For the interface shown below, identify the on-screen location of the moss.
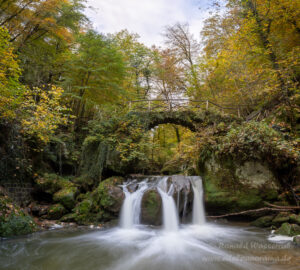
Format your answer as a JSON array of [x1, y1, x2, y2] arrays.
[[251, 216, 274, 228], [272, 212, 290, 226], [275, 223, 300, 236], [141, 190, 162, 225], [236, 191, 262, 209], [35, 173, 75, 195], [35, 173, 61, 194], [73, 174, 95, 191], [96, 176, 124, 209], [47, 204, 67, 220], [60, 213, 76, 222], [72, 198, 94, 224], [289, 214, 300, 225], [0, 195, 37, 237], [53, 186, 78, 210]]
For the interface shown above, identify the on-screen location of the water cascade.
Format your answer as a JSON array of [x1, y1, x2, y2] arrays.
[[157, 177, 179, 231], [119, 176, 205, 229], [119, 181, 148, 229], [191, 177, 206, 225]]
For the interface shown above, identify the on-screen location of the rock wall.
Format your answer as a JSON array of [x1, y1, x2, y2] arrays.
[[200, 156, 280, 215]]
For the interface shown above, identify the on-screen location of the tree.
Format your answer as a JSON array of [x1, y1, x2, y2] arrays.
[[152, 48, 186, 108], [0, 26, 23, 119], [164, 23, 201, 97], [61, 30, 126, 124], [0, 0, 87, 87], [198, 0, 300, 119], [112, 30, 155, 100]]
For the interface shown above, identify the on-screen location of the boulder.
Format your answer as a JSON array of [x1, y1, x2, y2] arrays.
[[201, 157, 279, 215], [47, 204, 67, 220], [289, 214, 300, 225], [35, 173, 65, 195], [29, 202, 50, 217], [275, 223, 300, 236], [272, 212, 290, 226], [141, 189, 162, 225], [72, 198, 94, 224], [293, 235, 300, 246], [251, 215, 274, 228], [96, 176, 125, 214], [53, 186, 78, 210]]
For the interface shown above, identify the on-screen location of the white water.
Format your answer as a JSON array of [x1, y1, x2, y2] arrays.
[[157, 177, 179, 231], [120, 181, 148, 229], [191, 177, 206, 225], [120, 176, 205, 230]]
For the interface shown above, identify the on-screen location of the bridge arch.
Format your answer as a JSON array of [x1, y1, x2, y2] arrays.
[[129, 110, 240, 132]]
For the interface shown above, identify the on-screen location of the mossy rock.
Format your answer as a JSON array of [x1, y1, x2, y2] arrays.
[[275, 222, 300, 236], [293, 235, 300, 246], [47, 204, 68, 220], [72, 198, 95, 224], [251, 215, 274, 228], [73, 175, 95, 192], [272, 212, 290, 226], [201, 157, 280, 215], [35, 173, 75, 195], [53, 186, 78, 210], [289, 214, 300, 225], [96, 176, 125, 213], [141, 189, 162, 226], [35, 173, 62, 194], [0, 194, 37, 237], [60, 213, 77, 222]]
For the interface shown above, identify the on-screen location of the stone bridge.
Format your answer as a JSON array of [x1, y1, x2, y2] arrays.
[[127, 110, 241, 132]]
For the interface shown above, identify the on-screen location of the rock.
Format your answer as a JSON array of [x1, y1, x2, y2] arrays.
[[251, 215, 274, 228], [72, 198, 94, 224], [60, 213, 76, 222], [0, 194, 37, 237], [141, 189, 162, 225], [171, 175, 193, 216], [272, 212, 290, 226], [53, 186, 78, 210], [293, 235, 300, 246], [275, 223, 300, 236], [35, 173, 64, 195], [201, 157, 280, 215], [235, 161, 278, 189], [289, 214, 300, 225], [96, 176, 125, 213], [29, 202, 50, 217], [73, 175, 95, 192], [47, 204, 67, 220]]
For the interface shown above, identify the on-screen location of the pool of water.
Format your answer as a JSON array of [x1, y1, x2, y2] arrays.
[[0, 222, 299, 270]]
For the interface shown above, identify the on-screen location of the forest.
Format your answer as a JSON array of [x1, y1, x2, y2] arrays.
[[0, 0, 300, 269]]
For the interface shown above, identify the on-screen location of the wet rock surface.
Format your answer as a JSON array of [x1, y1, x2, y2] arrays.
[[141, 189, 162, 225]]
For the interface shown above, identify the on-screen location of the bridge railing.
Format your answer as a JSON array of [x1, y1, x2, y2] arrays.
[[128, 99, 246, 117]]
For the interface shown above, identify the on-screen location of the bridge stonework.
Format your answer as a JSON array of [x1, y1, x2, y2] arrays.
[[129, 110, 241, 132]]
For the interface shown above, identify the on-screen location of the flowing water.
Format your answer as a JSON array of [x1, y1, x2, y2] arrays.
[[191, 176, 206, 225], [157, 177, 179, 231], [119, 181, 148, 229], [1, 176, 299, 270]]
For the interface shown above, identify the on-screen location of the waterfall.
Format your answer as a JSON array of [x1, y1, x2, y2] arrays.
[[119, 175, 205, 230], [157, 177, 179, 231], [119, 181, 148, 229], [191, 177, 206, 225]]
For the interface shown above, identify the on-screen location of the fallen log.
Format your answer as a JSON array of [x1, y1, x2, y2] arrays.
[[206, 207, 299, 219]]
